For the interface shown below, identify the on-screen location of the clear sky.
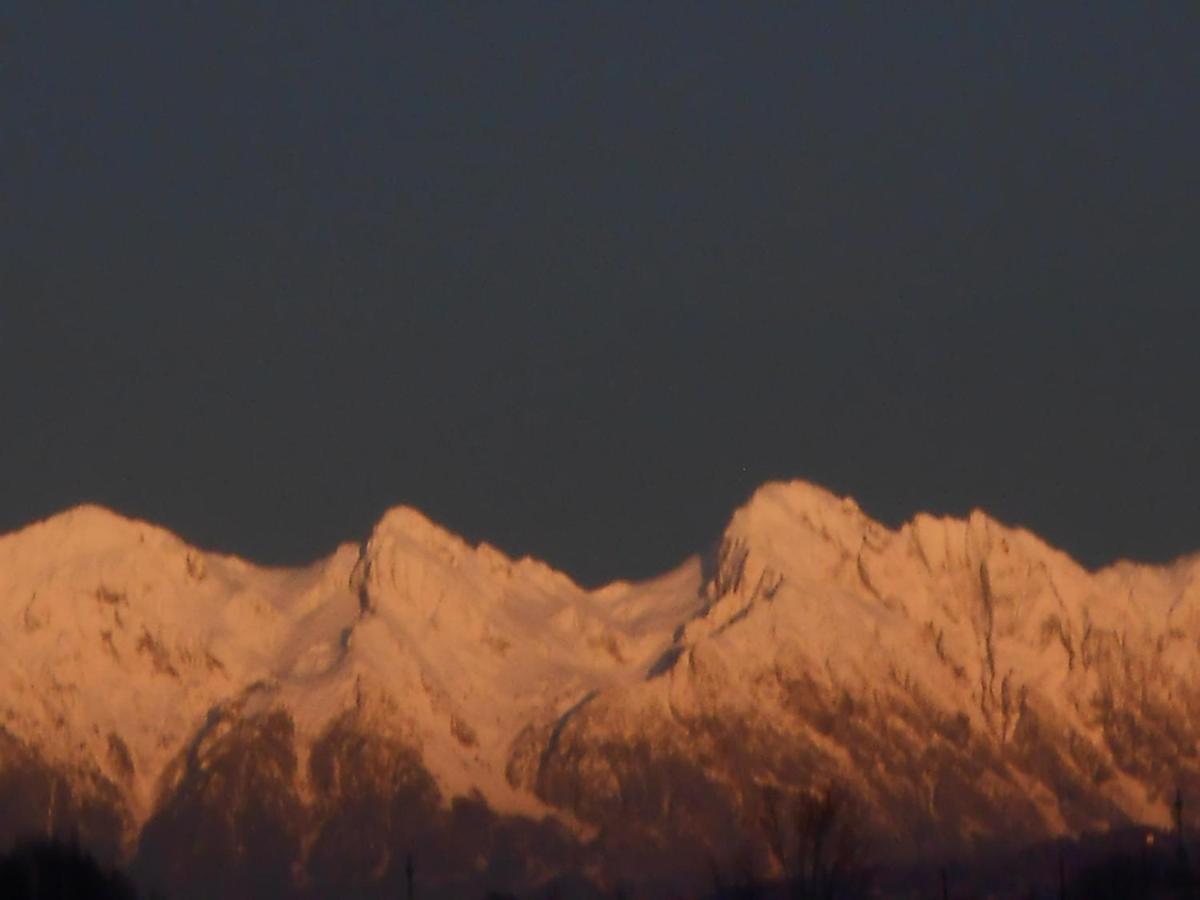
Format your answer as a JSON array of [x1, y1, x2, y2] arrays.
[[2, 4, 1198, 585]]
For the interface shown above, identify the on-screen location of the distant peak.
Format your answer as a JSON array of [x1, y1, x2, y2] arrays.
[[370, 505, 465, 548], [362, 504, 480, 575], [1, 503, 153, 544], [743, 479, 863, 516], [728, 480, 877, 544], [734, 481, 1020, 547], [45, 502, 138, 527]]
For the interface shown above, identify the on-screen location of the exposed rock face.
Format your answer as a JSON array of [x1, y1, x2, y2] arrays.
[[2, 482, 1200, 896], [0, 727, 127, 864]]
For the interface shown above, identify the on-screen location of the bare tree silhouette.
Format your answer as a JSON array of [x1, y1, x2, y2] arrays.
[[758, 784, 864, 899]]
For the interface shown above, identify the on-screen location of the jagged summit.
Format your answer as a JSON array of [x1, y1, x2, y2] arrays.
[[736, 478, 864, 521], [729, 479, 1028, 558], [0, 484, 1139, 593], [363, 502, 582, 594], [5, 481, 1200, 897], [723, 480, 876, 563], [369, 503, 468, 554]]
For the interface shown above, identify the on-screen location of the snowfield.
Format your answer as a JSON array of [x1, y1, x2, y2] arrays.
[[3, 481, 1200, 895]]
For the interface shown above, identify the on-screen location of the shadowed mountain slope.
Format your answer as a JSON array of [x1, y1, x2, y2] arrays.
[[2, 482, 1198, 897]]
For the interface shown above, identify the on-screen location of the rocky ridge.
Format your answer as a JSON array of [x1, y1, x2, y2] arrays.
[[2, 482, 1199, 897]]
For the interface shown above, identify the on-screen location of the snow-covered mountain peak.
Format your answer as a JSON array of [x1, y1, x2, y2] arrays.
[[734, 479, 865, 529], [0, 505, 223, 632], [7, 486, 1200, 896], [709, 480, 886, 600], [0, 503, 179, 561], [726, 479, 887, 557], [369, 504, 468, 556], [358, 503, 582, 608], [717, 480, 1083, 594]]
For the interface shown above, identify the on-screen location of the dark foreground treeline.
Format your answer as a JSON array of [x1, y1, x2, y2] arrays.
[[5, 833, 1200, 900], [861, 826, 1200, 900], [0, 838, 141, 900]]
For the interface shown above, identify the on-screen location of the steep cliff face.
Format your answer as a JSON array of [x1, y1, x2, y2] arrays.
[[520, 483, 1200, 884], [2, 483, 1199, 897]]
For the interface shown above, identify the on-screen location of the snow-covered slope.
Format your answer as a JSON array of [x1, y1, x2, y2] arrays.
[[639, 484, 1200, 839], [0, 501, 699, 820], [2, 482, 1199, 897]]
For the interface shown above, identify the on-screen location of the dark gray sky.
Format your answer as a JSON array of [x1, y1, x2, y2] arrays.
[[2, 4, 1198, 585]]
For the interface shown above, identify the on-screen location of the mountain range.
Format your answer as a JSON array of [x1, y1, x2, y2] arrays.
[[2, 481, 1198, 898]]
